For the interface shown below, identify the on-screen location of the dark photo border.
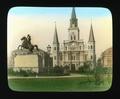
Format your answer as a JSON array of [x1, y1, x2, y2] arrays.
[[0, 0, 119, 98]]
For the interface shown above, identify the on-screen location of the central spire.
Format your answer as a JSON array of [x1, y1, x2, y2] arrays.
[[70, 7, 78, 28], [71, 7, 76, 19]]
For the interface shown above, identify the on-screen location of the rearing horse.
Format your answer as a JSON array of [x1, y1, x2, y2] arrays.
[[18, 36, 39, 52]]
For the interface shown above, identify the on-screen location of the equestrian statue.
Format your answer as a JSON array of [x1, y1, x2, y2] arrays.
[[18, 34, 39, 52]]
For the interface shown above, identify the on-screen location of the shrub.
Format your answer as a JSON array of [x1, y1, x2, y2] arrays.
[[78, 61, 93, 74], [63, 65, 70, 75], [53, 65, 64, 75]]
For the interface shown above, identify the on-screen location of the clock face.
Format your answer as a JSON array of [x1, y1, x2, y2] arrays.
[[72, 42, 75, 46], [71, 42, 75, 50]]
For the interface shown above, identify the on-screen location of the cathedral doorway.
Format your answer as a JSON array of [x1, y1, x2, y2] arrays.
[[71, 64, 75, 72]]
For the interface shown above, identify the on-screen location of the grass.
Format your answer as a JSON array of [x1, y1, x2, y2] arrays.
[[8, 75, 112, 92]]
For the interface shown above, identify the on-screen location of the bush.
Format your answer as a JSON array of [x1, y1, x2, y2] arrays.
[[78, 61, 93, 74], [94, 66, 105, 85], [8, 68, 37, 77], [38, 65, 70, 76], [63, 65, 70, 75], [53, 65, 64, 75], [8, 68, 16, 76]]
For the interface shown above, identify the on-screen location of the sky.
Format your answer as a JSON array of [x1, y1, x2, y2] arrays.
[[7, 7, 112, 59]]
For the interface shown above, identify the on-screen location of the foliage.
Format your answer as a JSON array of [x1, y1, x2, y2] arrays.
[[38, 65, 70, 76], [78, 61, 93, 74], [94, 58, 105, 85], [8, 68, 37, 77], [63, 65, 70, 75], [53, 65, 64, 75], [94, 66, 105, 85], [8, 68, 16, 76]]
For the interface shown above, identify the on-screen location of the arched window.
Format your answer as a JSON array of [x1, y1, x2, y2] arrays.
[[54, 47, 56, 50], [80, 46, 81, 50], [54, 56, 56, 60], [74, 35, 76, 40], [65, 46, 67, 50], [91, 55, 92, 59], [91, 45, 92, 49], [71, 36, 72, 40], [74, 56, 75, 60]]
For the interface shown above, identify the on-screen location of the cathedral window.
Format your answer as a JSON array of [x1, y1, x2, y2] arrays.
[[60, 56, 62, 60], [54, 47, 56, 50], [74, 35, 76, 40], [91, 45, 92, 49], [91, 55, 92, 59], [71, 56, 73, 60], [71, 36, 72, 40], [68, 55, 70, 60], [80, 46, 81, 50], [72, 55, 75, 60], [74, 56, 75, 60], [65, 46, 67, 50], [54, 56, 56, 60]]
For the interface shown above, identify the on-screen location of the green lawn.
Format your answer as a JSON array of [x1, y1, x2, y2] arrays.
[[8, 76, 112, 92]]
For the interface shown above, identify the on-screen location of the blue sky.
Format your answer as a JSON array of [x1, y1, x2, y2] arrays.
[[8, 7, 112, 18]]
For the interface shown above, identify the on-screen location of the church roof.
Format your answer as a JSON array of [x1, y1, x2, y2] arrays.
[[88, 24, 95, 42], [53, 23, 59, 44], [71, 7, 76, 19]]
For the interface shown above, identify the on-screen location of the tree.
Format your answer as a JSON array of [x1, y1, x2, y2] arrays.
[[94, 58, 105, 85], [78, 61, 92, 74]]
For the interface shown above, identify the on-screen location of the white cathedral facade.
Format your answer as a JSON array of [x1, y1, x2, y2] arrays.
[[52, 7, 96, 71]]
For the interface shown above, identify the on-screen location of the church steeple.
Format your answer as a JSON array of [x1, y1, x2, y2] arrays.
[[88, 24, 95, 42], [88, 21, 96, 69], [68, 7, 80, 40], [70, 7, 78, 28], [71, 7, 76, 19], [52, 22, 59, 67], [53, 22, 59, 44]]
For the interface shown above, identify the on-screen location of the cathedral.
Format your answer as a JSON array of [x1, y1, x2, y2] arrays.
[[52, 7, 96, 71]]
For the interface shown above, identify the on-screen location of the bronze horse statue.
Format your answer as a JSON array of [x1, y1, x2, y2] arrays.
[[18, 36, 39, 52]]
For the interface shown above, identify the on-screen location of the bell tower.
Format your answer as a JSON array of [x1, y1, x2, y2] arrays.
[[52, 22, 60, 67], [68, 7, 80, 41], [88, 22, 96, 69]]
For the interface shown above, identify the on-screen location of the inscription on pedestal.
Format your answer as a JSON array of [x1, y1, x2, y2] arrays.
[[14, 55, 39, 68]]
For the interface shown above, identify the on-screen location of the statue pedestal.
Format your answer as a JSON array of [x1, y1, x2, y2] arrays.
[[12, 49, 43, 73], [14, 55, 39, 72]]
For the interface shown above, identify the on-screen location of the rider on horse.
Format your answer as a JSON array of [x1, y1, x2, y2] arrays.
[[27, 34, 31, 44], [18, 34, 39, 52]]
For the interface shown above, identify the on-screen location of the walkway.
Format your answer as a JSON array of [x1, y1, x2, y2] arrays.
[[8, 73, 92, 79]]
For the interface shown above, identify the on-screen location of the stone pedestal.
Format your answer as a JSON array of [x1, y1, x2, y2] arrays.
[[14, 55, 39, 68], [11, 49, 45, 73], [9, 49, 52, 74]]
